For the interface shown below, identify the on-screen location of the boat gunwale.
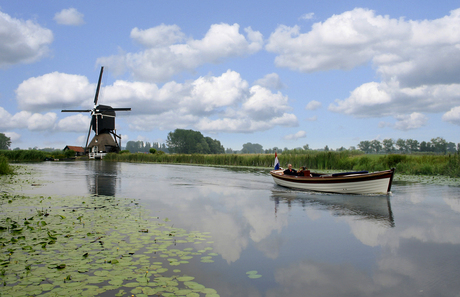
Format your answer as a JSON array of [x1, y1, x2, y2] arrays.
[[270, 168, 395, 185]]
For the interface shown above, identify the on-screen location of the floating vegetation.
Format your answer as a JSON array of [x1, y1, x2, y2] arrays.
[[246, 270, 262, 279], [393, 173, 460, 186], [0, 193, 219, 296]]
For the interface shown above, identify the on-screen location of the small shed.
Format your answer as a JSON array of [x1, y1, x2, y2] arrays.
[[64, 145, 85, 156]]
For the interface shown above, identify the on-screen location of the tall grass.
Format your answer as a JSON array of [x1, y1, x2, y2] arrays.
[[105, 151, 460, 178], [0, 155, 12, 175], [1, 150, 45, 162], [0, 150, 55, 162]]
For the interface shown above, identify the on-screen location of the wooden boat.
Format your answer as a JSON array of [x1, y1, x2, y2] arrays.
[[270, 168, 395, 195]]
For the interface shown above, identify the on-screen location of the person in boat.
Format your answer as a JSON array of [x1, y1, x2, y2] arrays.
[[297, 166, 311, 177], [283, 164, 297, 175]]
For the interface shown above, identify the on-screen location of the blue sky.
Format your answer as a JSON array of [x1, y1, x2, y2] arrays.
[[1, 1, 459, 151]]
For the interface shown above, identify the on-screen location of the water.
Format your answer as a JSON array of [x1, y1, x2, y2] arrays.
[[13, 161, 460, 296]]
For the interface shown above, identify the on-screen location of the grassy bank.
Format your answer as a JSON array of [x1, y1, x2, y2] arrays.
[[105, 151, 460, 178]]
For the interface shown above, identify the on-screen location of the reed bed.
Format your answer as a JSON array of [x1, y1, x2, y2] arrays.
[[0, 150, 51, 162], [105, 151, 460, 178]]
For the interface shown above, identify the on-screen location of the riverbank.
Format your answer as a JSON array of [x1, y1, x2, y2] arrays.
[[104, 151, 460, 178], [2, 149, 459, 179]]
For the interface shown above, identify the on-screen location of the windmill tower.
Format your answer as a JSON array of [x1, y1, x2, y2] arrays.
[[61, 67, 131, 159]]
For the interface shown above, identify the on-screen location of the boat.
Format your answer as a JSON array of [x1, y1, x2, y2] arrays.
[[270, 168, 395, 195]]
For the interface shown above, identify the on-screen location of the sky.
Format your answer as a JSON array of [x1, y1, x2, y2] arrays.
[[1, 0, 460, 151]]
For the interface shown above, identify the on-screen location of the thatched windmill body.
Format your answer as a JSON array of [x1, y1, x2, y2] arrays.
[[62, 67, 131, 158]]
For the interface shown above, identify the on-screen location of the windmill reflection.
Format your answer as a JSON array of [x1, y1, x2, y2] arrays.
[[271, 190, 395, 227], [85, 161, 119, 196]]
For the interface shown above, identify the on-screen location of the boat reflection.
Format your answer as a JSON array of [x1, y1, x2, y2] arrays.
[[84, 161, 119, 196], [271, 189, 395, 227]]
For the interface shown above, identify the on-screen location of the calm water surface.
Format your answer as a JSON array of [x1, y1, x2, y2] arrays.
[[17, 161, 460, 296]]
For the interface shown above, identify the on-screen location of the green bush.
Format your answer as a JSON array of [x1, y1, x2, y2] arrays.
[[0, 155, 12, 175], [64, 149, 75, 158], [381, 154, 407, 168]]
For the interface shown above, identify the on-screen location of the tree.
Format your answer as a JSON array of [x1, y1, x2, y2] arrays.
[[126, 141, 145, 153], [0, 133, 11, 150], [396, 138, 407, 153], [357, 141, 371, 153], [447, 142, 457, 153], [370, 140, 382, 153], [406, 139, 419, 153], [382, 139, 395, 153], [64, 149, 75, 158], [205, 137, 225, 154], [420, 141, 430, 152], [167, 129, 224, 154], [241, 142, 264, 154], [431, 137, 447, 154], [303, 144, 310, 150]]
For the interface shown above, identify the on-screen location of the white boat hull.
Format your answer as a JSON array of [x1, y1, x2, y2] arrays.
[[270, 169, 395, 195]]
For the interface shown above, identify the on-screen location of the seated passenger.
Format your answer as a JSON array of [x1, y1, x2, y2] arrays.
[[297, 166, 311, 177], [283, 164, 297, 175]]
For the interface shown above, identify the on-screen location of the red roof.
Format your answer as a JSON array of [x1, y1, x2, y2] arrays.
[[65, 146, 85, 153]]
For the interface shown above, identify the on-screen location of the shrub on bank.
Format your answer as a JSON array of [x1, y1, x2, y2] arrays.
[[0, 155, 12, 174]]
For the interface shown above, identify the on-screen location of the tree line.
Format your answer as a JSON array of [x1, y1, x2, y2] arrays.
[[125, 141, 169, 153], [1, 131, 458, 156], [357, 137, 458, 154], [125, 129, 225, 154]]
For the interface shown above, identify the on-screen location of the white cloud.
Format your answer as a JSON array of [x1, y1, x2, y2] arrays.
[[393, 112, 428, 130], [131, 24, 185, 47], [56, 114, 90, 132], [54, 8, 85, 26], [300, 13, 315, 20], [328, 82, 392, 116], [188, 70, 248, 114], [284, 130, 307, 140], [4, 132, 21, 142], [0, 107, 57, 131], [16, 72, 94, 112], [12, 69, 297, 134], [21, 112, 56, 131], [268, 8, 460, 127], [98, 23, 263, 82], [305, 100, 322, 110], [0, 10, 53, 67], [442, 106, 460, 125], [104, 71, 296, 133], [329, 81, 460, 117], [254, 73, 285, 90], [242, 85, 291, 121]]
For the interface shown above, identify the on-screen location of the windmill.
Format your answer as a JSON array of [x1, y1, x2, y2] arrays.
[[61, 67, 131, 158]]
